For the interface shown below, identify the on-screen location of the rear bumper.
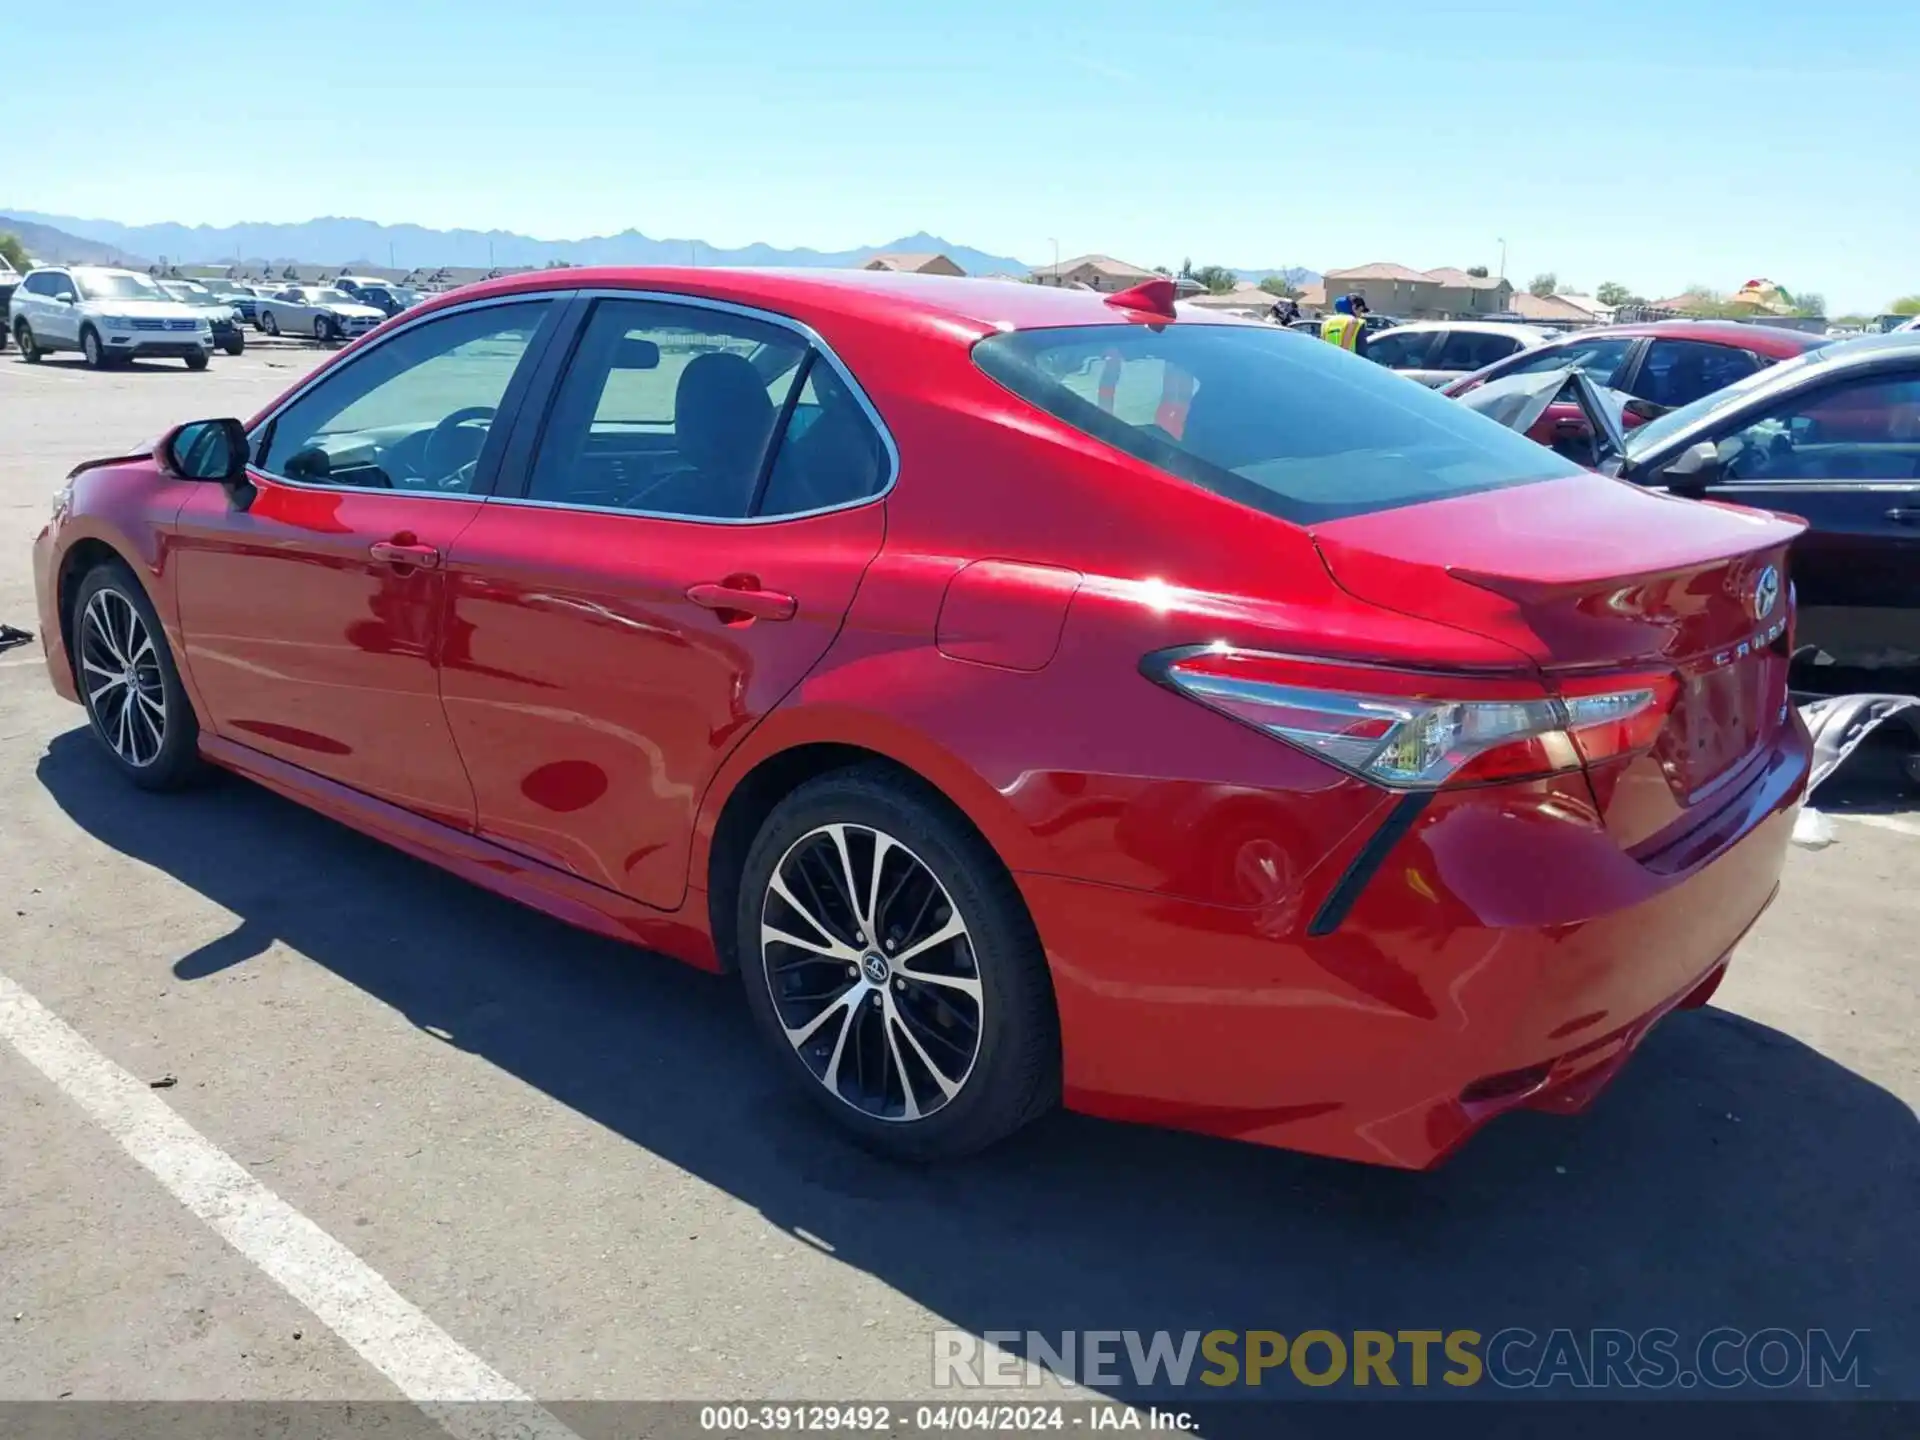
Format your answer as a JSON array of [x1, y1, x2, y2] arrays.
[[1022, 721, 1810, 1169]]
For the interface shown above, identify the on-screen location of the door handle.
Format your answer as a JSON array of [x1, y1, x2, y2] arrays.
[[1886, 507, 1920, 525], [370, 540, 441, 569], [686, 580, 797, 622]]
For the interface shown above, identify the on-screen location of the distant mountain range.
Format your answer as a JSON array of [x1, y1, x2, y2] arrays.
[[1, 209, 1323, 291], [0, 215, 149, 267], [1, 211, 1032, 277]]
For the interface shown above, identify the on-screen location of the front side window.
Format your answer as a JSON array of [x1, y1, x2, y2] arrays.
[[526, 297, 889, 519], [1502, 335, 1634, 386], [1712, 375, 1920, 482], [23, 272, 65, 297], [257, 300, 553, 492], [1634, 339, 1758, 409], [975, 321, 1581, 524]]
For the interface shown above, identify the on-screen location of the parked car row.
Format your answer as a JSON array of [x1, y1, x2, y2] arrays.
[[4, 264, 433, 367], [9, 265, 216, 368], [1451, 329, 1920, 690]]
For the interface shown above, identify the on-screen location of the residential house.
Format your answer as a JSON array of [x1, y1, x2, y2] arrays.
[[1322, 262, 1442, 318], [1030, 254, 1159, 293], [861, 252, 967, 277], [1182, 282, 1283, 317], [1424, 267, 1516, 317], [1322, 263, 1522, 320], [1511, 291, 1607, 327]]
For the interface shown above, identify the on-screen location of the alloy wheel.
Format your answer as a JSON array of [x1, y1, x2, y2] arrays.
[[761, 823, 984, 1122], [79, 589, 167, 767], [83, 330, 101, 367]]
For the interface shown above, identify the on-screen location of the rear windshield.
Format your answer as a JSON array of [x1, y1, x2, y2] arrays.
[[973, 322, 1582, 524]]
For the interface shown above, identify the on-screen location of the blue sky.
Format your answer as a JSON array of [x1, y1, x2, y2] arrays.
[[11, 0, 1916, 312]]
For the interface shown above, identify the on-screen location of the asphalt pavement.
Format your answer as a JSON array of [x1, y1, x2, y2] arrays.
[[1, 346, 1915, 1431]]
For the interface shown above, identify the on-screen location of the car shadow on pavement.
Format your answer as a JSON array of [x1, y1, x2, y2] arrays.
[[36, 730, 1920, 1426]]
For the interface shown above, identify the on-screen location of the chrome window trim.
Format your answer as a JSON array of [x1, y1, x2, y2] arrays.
[[244, 285, 902, 521]]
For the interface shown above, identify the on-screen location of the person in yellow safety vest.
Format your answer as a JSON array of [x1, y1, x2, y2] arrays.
[[1320, 293, 1371, 358]]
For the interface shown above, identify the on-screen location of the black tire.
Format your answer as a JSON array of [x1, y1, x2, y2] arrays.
[[185, 352, 209, 371], [223, 336, 245, 356], [81, 325, 106, 369], [736, 765, 1059, 1160], [262, 311, 280, 336], [15, 322, 40, 363], [69, 560, 206, 791], [315, 315, 339, 343]]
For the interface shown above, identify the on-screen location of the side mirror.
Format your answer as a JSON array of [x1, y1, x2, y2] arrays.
[[56, 290, 78, 304], [158, 418, 250, 488], [1660, 439, 1721, 494]]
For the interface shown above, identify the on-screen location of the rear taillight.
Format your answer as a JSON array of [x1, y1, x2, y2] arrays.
[[1146, 647, 1677, 791]]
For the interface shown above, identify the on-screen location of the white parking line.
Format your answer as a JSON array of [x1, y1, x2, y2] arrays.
[[0, 970, 584, 1440]]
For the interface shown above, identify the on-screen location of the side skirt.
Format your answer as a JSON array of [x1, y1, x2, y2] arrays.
[[199, 735, 722, 972]]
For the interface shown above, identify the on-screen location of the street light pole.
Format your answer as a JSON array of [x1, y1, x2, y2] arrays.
[[1047, 237, 1059, 283], [1497, 237, 1507, 281]]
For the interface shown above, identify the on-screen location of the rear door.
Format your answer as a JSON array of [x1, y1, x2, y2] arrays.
[[439, 291, 892, 909], [1682, 368, 1920, 682]]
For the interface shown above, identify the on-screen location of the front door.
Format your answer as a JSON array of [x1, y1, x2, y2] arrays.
[[171, 295, 562, 827], [439, 292, 892, 908], [1687, 370, 1920, 681]]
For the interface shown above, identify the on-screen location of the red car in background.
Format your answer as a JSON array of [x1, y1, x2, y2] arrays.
[[33, 270, 1810, 1169], [1444, 320, 1830, 460]]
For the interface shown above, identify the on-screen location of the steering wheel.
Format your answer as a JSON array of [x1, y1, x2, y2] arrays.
[[421, 406, 497, 488]]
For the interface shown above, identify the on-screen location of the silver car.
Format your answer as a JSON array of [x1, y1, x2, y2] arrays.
[[255, 285, 385, 342]]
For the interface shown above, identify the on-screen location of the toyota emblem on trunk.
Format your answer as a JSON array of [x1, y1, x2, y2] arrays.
[[1751, 565, 1781, 619]]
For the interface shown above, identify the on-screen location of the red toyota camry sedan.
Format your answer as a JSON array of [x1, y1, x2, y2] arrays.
[[31, 269, 1811, 1168]]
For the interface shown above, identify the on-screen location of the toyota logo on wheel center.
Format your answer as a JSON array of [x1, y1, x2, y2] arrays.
[[861, 953, 891, 986]]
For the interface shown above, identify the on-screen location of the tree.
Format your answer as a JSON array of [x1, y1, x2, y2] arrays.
[[1789, 291, 1826, 319], [1466, 265, 1489, 279], [1190, 264, 1238, 294], [1528, 272, 1558, 297], [1151, 265, 1172, 277], [1890, 295, 1920, 315], [0, 232, 30, 272], [1595, 281, 1633, 307], [1259, 275, 1302, 299]]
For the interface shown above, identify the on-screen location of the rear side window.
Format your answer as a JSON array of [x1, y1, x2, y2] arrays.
[[974, 322, 1582, 524], [1634, 339, 1758, 408], [1365, 331, 1435, 370], [1434, 330, 1524, 371]]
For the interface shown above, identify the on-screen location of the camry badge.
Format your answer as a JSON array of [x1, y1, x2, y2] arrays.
[[1751, 565, 1780, 620]]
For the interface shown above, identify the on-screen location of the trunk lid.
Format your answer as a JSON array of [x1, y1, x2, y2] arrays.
[[1310, 473, 1806, 850]]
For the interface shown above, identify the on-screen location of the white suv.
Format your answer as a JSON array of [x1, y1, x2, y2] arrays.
[[9, 266, 214, 369]]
